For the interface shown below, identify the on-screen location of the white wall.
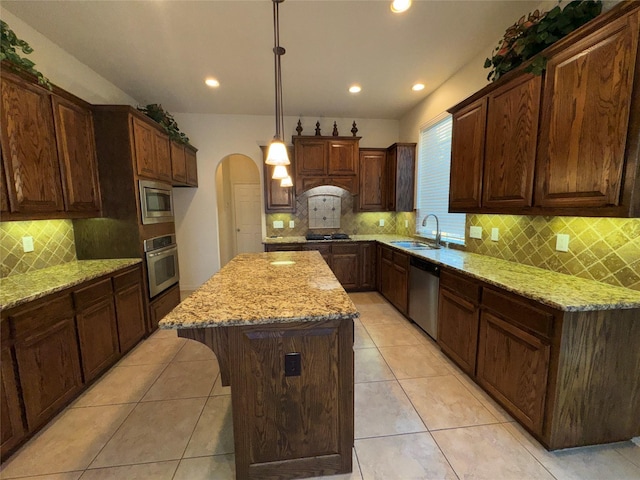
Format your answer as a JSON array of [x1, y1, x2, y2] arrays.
[[172, 114, 398, 290], [1, 10, 137, 105]]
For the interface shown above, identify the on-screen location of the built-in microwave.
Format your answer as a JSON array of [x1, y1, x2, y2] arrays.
[[139, 180, 174, 224]]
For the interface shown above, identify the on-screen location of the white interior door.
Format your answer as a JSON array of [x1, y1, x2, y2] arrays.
[[233, 183, 262, 254]]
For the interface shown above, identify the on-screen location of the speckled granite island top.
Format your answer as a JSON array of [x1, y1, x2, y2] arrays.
[[160, 251, 359, 329], [264, 235, 640, 312], [0, 259, 142, 310]]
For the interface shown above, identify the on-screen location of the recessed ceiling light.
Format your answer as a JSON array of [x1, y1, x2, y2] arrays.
[[349, 85, 362, 93], [390, 0, 411, 13], [412, 83, 425, 91], [205, 78, 220, 88]]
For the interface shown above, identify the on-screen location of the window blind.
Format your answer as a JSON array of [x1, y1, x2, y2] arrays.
[[416, 115, 466, 244]]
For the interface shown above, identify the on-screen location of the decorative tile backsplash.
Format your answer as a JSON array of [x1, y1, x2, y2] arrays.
[[308, 194, 341, 229], [0, 220, 77, 277], [465, 215, 640, 291]]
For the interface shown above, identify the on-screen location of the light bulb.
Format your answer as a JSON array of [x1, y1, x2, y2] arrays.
[[390, 0, 411, 13], [266, 140, 290, 165], [272, 165, 289, 180]]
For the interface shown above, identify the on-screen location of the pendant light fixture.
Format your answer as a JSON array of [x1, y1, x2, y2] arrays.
[[280, 175, 293, 187], [272, 164, 289, 180], [266, 0, 290, 169]]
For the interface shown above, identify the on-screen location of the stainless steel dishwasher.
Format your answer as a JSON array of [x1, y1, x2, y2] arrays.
[[408, 256, 440, 339]]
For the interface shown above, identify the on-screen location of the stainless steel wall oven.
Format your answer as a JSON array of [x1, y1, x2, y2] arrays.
[[144, 234, 179, 297]]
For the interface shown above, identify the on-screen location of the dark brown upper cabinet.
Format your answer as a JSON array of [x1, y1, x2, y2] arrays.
[[0, 69, 101, 220], [358, 148, 386, 211], [386, 143, 416, 212], [448, 2, 640, 217], [293, 136, 359, 195]]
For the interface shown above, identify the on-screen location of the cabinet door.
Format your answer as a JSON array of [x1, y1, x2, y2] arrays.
[[328, 140, 358, 176], [132, 117, 156, 179], [385, 147, 397, 211], [535, 11, 639, 210], [171, 141, 187, 184], [150, 284, 181, 331], [76, 296, 120, 382], [1, 151, 9, 214], [114, 269, 147, 354], [449, 98, 486, 212], [52, 95, 101, 213], [262, 146, 295, 213], [358, 149, 386, 211], [0, 74, 64, 213], [153, 131, 172, 183], [185, 146, 198, 186], [331, 244, 359, 290], [477, 310, 550, 433], [391, 252, 409, 315], [437, 288, 479, 375], [1, 347, 25, 459], [13, 296, 82, 431], [483, 74, 541, 209], [304, 243, 332, 266], [295, 139, 327, 176], [359, 242, 376, 290], [387, 144, 416, 212], [379, 247, 394, 302]]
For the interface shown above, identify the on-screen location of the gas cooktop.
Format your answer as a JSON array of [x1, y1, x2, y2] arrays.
[[305, 233, 351, 241]]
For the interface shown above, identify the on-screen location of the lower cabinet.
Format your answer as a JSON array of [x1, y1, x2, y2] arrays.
[[0, 263, 147, 460], [150, 283, 181, 330], [265, 242, 376, 291], [437, 270, 481, 376], [378, 244, 409, 314]]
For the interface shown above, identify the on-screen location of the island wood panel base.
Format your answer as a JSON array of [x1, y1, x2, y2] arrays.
[[180, 319, 354, 480]]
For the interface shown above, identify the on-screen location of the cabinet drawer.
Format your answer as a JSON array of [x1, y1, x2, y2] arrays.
[[304, 243, 331, 255], [393, 251, 409, 269], [265, 244, 304, 252], [440, 269, 481, 303], [482, 288, 554, 338], [73, 279, 113, 309], [11, 295, 74, 339], [113, 267, 140, 291], [332, 243, 358, 255]]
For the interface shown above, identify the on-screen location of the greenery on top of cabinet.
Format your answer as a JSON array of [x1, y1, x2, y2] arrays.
[[0, 20, 51, 89]]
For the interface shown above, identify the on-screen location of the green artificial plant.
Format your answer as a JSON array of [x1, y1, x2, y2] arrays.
[[1, 20, 51, 89], [484, 0, 602, 82], [137, 103, 190, 145]]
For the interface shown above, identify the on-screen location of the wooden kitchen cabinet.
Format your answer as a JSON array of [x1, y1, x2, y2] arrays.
[[359, 242, 376, 290], [535, 7, 640, 215], [483, 74, 540, 210], [132, 116, 157, 180], [170, 140, 187, 184], [304, 243, 332, 266], [150, 283, 181, 330], [293, 136, 360, 195], [448, 3, 640, 217], [153, 130, 172, 183], [184, 145, 198, 186], [378, 244, 409, 314], [437, 269, 481, 376], [0, 71, 64, 214], [11, 294, 83, 432], [331, 243, 359, 290], [386, 143, 416, 212], [261, 145, 295, 213], [113, 266, 147, 353], [358, 149, 386, 211], [1, 346, 25, 460], [74, 279, 120, 383]]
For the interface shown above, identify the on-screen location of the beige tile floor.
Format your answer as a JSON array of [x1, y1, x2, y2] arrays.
[[2, 291, 639, 480]]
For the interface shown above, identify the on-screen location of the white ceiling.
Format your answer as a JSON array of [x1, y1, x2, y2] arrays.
[[2, 0, 541, 119]]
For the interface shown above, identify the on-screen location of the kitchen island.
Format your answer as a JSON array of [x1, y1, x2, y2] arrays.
[[159, 251, 358, 480]]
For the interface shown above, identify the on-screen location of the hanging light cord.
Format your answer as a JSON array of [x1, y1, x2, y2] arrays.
[[273, 0, 285, 141]]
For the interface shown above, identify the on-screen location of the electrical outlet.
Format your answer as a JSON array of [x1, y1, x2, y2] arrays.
[[289, 220, 295, 228], [273, 220, 284, 229], [22, 236, 34, 253], [556, 233, 570, 252], [379, 219, 385, 227], [469, 226, 482, 239], [491, 228, 499, 242]]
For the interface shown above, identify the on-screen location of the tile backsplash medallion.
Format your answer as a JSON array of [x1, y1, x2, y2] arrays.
[[0, 220, 77, 277], [266, 186, 399, 237], [466, 215, 640, 291]]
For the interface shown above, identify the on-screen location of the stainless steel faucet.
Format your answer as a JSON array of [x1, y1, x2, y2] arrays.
[[421, 214, 441, 248]]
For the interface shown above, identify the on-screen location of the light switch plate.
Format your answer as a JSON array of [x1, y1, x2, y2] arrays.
[[273, 220, 284, 229], [469, 226, 482, 239], [22, 236, 34, 252], [379, 219, 385, 227], [491, 228, 499, 242], [289, 220, 295, 228], [556, 233, 570, 252], [405, 220, 409, 228]]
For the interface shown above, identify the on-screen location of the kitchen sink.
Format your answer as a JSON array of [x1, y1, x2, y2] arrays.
[[390, 240, 440, 250]]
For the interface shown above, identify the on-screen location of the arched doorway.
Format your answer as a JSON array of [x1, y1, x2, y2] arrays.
[[215, 154, 262, 267]]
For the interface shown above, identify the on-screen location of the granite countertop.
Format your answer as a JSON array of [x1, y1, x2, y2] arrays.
[[160, 251, 359, 329], [0, 259, 143, 310], [263, 234, 640, 312]]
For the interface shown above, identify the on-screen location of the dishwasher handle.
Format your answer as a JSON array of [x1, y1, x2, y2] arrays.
[[410, 256, 440, 276]]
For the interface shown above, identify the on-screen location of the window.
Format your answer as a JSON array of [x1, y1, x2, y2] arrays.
[[415, 114, 466, 244]]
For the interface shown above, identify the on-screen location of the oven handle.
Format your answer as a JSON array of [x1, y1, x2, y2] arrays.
[[147, 245, 177, 258]]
